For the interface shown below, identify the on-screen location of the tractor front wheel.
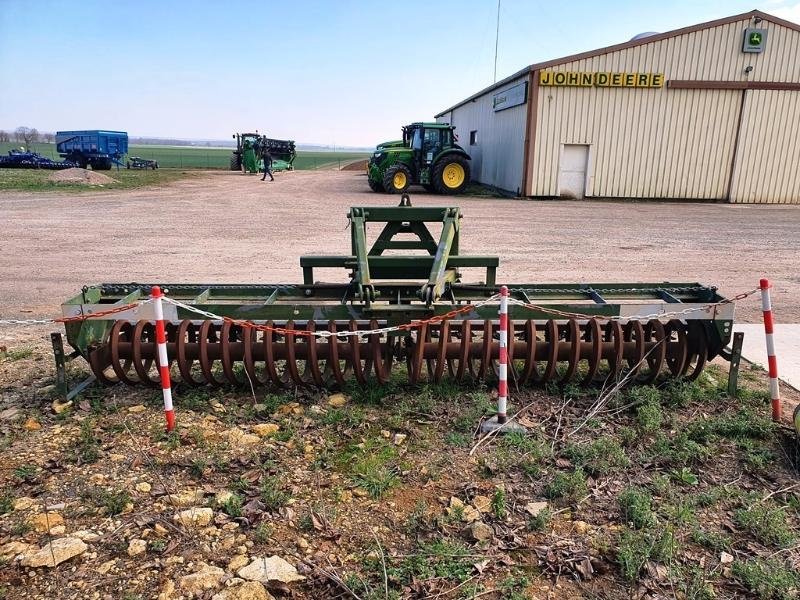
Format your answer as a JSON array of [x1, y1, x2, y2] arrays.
[[433, 156, 470, 194], [382, 164, 412, 194], [229, 154, 241, 171], [368, 177, 384, 192]]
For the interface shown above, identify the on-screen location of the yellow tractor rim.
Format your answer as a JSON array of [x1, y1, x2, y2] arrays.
[[393, 171, 407, 189], [442, 163, 465, 188]]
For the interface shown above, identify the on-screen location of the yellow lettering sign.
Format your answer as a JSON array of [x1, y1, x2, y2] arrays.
[[538, 71, 665, 88]]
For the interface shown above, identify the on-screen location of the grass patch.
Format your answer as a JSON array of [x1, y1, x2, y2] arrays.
[[259, 476, 289, 510], [564, 436, 630, 476], [732, 558, 800, 599], [0, 492, 13, 515], [91, 488, 131, 516], [617, 527, 678, 582], [691, 527, 732, 552], [618, 487, 655, 529], [734, 503, 796, 548], [545, 469, 588, 502], [0, 166, 191, 192], [219, 493, 243, 518], [386, 538, 474, 585], [1, 347, 33, 361]]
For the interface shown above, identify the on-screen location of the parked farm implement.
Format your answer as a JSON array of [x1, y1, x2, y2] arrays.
[[0, 149, 78, 170], [231, 133, 296, 173], [56, 196, 743, 399]]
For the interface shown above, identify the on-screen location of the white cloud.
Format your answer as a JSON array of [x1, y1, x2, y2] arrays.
[[762, 1, 800, 23]]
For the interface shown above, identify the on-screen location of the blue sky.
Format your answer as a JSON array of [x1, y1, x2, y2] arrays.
[[1, 0, 799, 146]]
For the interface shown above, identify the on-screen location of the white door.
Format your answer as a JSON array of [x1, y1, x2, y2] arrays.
[[558, 144, 589, 199]]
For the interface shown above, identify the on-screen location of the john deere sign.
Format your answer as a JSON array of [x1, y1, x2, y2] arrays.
[[539, 71, 664, 88], [743, 27, 767, 53]]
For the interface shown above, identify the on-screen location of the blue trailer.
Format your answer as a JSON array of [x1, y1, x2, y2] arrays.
[[55, 130, 128, 170]]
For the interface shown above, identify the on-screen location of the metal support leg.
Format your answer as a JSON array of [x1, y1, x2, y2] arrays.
[[51, 332, 68, 401], [726, 331, 745, 397]]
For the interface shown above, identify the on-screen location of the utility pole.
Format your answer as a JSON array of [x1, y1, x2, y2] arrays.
[[493, 0, 501, 83]]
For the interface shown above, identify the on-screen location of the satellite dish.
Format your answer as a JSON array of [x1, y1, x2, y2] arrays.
[[630, 31, 660, 41]]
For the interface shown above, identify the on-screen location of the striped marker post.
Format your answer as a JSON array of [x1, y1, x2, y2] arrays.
[[151, 286, 176, 432], [497, 285, 509, 424], [760, 278, 781, 422]]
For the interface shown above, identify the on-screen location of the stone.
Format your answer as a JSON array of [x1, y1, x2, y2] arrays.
[[462, 505, 480, 523], [0, 541, 36, 561], [524, 501, 549, 518], [237, 555, 306, 585], [228, 554, 250, 572], [449, 497, 478, 522], [463, 521, 494, 542], [174, 507, 214, 529], [29, 511, 64, 532], [274, 402, 303, 417], [179, 563, 225, 596], [51, 399, 73, 414], [127, 404, 146, 413], [327, 393, 348, 408], [252, 423, 280, 437], [13, 496, 37, 511], [473, 495, 491, 513], [167, 489, 205, 507], [23, 417, 41, 431], [21, 537, 88, 568], [97, 558, 117, 574], [127, 538, 147, 557], [720, 551, 734, 564], [211, 400, 226, 413], [72, 530, 100, 542], [135, 481, 152, 493], [0, 407, 22, 421], [212, 581, 274, 600], [216, 490, 235, 505], [157, 580, 176, 600], [39, 385, 57, 396], [154, 523, 169, 535], [392, 433, 407, 445], [49, 525, 66, 535]]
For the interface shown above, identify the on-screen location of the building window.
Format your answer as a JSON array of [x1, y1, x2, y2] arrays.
[[469, 130, 478, 145]]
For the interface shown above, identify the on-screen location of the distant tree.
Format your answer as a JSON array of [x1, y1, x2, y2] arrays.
[[0, 130, 7, 142], [43, 132, 54, 143], [14, 126, 39, 147]]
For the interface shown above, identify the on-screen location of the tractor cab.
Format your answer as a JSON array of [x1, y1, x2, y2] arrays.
[[368, 122, 470, 195]]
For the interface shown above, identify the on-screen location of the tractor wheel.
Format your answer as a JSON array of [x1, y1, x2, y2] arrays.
[[229, 154, 241, 171], [382, 164, 412, 194], [433, 155, 470, 195], [368, 177, 384, 192]]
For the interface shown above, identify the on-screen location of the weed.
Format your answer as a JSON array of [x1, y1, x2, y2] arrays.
[[527, 508, 551, 532], [678, 565, 717, 600], [445, 432, 470, 447], [188, 458, 208, 479], [732, 558, 800, 599], [11, 519, 33, 536], [388, 538, 473, 585], [661, 380, 707, 408], [351, 457, 398, 499], [545, 469, 588, 502], [738, 438, 775, 471], [148, 538, 167, 553], [220, 493, 243, 518], [254, 522, 273, 543], [618, 487, 655, 529], [670, 466, 699, 486], [688, 410, 774, 444], [259, 476, 289, 510], [635, 398, 663, 434], [661, 499, 697, 525], [695, 486, 733, 508], [619, 426, 638, 447], [617, 527, 678, 582], [321, 407, 365, 427], [406, 500, 431, 534], [0, 493, 13, 515], [4, 347, 33, 361], [651, 431, 710, 466], [77, 418, 101, 463], [734, 503, 796, 548], [564, 436, 630, 476], [690, 527, 732, 552], [13, 464, 37, 482], [491, 488, 506, 519], [95, 489, 131, 516], [500, 573, 532, 600], [649, 473, 672, 498]]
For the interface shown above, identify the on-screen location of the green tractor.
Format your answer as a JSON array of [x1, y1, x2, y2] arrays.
[[367, 122, 471, 195]]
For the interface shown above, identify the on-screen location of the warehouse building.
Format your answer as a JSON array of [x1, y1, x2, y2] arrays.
[[435, 10, 800, 203]]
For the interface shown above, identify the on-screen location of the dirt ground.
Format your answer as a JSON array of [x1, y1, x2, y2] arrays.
[[1, 170, 799, 325]]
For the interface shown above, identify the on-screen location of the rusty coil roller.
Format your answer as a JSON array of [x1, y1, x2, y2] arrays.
[[86, 317, 710, 389]]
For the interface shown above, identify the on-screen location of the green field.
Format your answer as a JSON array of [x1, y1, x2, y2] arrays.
[[0, 142, 368, 170]]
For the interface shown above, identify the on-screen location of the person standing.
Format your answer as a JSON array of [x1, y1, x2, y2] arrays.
[[261, 147, 274, 181]]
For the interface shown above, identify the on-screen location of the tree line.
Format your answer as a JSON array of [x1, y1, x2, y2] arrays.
[[0, 127, 55, 145]]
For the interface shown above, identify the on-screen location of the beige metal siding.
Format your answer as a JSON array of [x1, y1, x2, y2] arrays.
[[437, 77, 528, 194], [729, 90, 800, 203], [528, 17, 800, 199]]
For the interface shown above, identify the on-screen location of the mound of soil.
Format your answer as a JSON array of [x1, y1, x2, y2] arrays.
[[47, 168, 118, 185], [340, 159, 368, 171]]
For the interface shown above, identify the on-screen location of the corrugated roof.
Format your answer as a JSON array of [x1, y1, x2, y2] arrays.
[[435, 9, 798, 117]]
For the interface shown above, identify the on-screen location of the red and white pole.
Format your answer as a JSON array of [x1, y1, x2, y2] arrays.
[[151, 286, 176, 432], [497, 286, 509, 424], [760, 279, 781, 422]]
